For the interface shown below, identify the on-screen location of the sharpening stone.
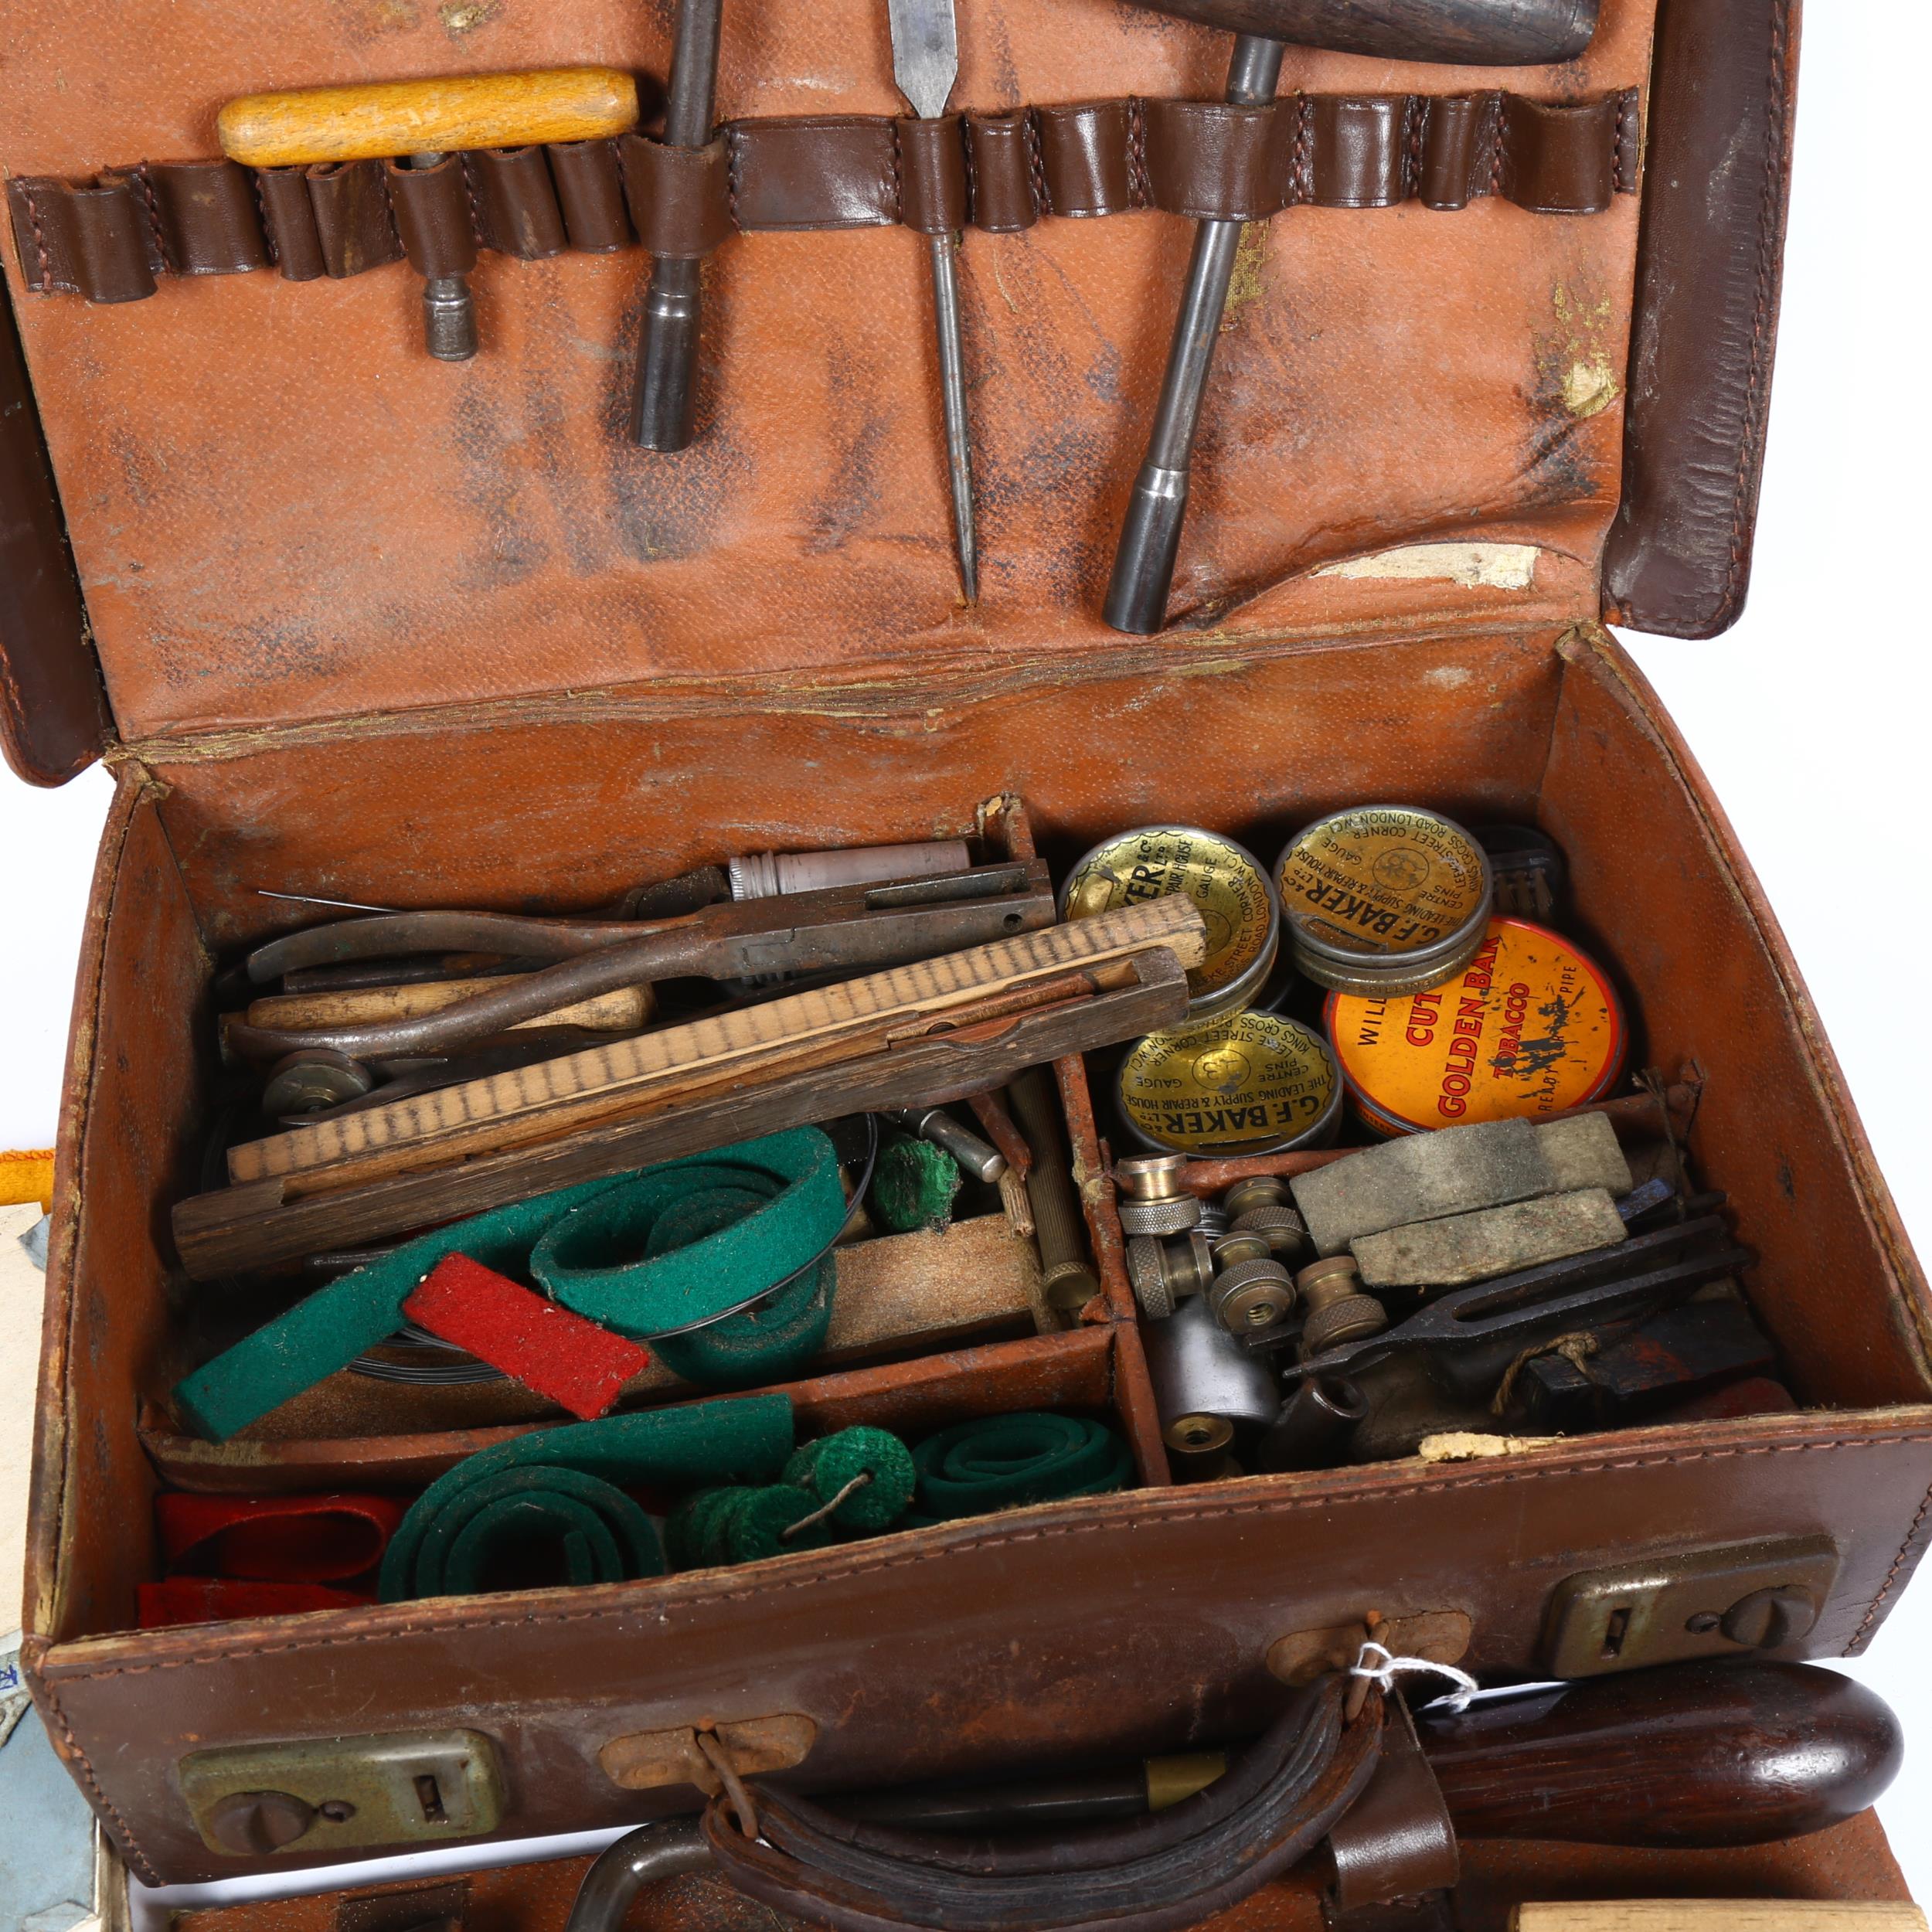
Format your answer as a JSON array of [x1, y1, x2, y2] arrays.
[[1352, 1188, 1628, 1289], [1292, 1119, 1551, 1254], [1535, 1114, 1633, 1196]]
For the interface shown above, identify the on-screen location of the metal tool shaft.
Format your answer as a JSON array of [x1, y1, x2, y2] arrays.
[[631, 0, 726, 449], [928, 230, 979, 600], [888, 0, 978, 600], [1104, 32, 1284, 634]]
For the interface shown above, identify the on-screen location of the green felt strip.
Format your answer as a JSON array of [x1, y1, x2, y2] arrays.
[[648, 1256, 835, 1389], [532, 1128, 846, 1338], [172, 1172, 630, 1443], [379, 1393, 793, 1602], [872, 1138, 963, 1233], [908, 1413, 1133, 1523], [784, 1427, 917, 1533], [672, 1485, 834, 1567]]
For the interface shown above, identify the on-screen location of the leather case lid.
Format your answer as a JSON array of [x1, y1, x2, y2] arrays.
[[0, 0, 1653, 757]]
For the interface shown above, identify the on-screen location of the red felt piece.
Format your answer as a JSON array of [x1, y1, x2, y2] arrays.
[[156, 1491, 406, 1581], [403, 1253, 651, 1420], [138, 1578, 374, 1628]]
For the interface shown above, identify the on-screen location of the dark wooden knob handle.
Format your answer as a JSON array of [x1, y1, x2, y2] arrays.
[[1132, 0, 1599, 64], [1420, 1662, 1902, 1848]]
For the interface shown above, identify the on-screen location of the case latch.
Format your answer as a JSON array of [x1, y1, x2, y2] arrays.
[[179, 1729, 502, 1858], [1540, 1536, 1840, 1678]]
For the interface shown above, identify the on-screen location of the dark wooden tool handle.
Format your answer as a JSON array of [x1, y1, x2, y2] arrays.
[[1143, 0, 1598, 63], [1420, 1662, 1902, 1847]]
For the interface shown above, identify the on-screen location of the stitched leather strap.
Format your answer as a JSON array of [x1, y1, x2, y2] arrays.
[[1325, 1695, 1458, 1913], [702, 1675, 1383, 1932], [6, 88, 1637, 303]]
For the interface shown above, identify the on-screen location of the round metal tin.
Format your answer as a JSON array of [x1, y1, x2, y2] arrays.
[[1116, 1009, 1343, 1156], [1275, 805, 1493, 996], [1322, 915, 1627, 1136], [1062, 825, 1278, 1019]]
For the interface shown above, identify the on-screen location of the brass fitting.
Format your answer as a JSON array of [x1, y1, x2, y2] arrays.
[[1115, 1153, 1203, 1236], [1126, 1230, 1216, 1318], [1207, 1230, 1297, 1333], [1295, 1254, 1388, 1359], [1222, 1176, 1310, 1263]]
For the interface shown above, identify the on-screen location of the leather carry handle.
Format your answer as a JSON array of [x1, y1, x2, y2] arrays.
[[562, 1663, 1903, 1932]]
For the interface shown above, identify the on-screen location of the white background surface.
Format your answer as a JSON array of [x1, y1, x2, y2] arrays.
[[5, 0, 1931, 1913]]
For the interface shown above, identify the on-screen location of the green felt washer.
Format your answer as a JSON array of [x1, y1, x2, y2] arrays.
[[909, 1413, 1133, 1523], [784, 1427, 917, 1533], [380, 1393, 793, 1602], [665, 1487, 742, 1570], [532, 1128, 846, 1339], [872, 1138, 963, 1233], [649, 1256, 835, 1389]]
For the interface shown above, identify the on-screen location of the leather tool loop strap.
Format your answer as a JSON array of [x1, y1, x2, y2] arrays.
[[8, 88, 1637, 301], [1325, 1692, 1459, 1913], [702, 1674, 1383, 1932]]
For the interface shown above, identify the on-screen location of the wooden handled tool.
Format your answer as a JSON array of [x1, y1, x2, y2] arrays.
[[217, 68, 640, 360], [1102, 0, 1600, 634], [830, 1662, 1900, 1849]]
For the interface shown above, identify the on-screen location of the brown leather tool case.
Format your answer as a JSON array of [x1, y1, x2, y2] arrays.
[[5, 0, 1929, 1903]]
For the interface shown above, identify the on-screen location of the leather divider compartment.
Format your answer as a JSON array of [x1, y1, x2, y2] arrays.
[[5, 89, 1635, 300]]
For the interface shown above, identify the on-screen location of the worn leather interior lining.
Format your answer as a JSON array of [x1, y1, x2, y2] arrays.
[[7, 90, 1636, 302]]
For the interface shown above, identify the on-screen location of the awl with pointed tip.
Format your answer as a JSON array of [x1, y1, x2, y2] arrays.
[[887, 0, 980, 603]]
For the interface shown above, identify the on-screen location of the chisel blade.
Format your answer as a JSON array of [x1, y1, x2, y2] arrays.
[[887, 0, 959, 120]]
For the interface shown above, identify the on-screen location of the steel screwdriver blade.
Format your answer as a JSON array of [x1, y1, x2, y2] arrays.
[[888, 0, 978, 602]]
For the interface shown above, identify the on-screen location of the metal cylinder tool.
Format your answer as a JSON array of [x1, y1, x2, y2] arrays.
[[632, 0, 726, 447], [1100, 0, 1601, 633]]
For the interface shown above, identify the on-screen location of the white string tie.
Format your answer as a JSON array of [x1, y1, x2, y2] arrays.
[[1349, 1639, 1480, 1715]]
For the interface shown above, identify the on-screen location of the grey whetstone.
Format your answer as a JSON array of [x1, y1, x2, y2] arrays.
[[1291, 1118, 1550, 1255], [1351, 1189, 1628, 1289], [1536, 1113, 1633, 1196]]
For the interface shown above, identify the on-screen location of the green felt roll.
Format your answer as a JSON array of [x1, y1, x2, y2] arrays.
[[172, 1172, 631, 1443], [910, 1413, 1133, 1522], [379, 1393, 794, 1602], [872, 1137, 963, 1233], [532, 1128, 846, 1338], [784, 1427, 917, 1533], [648, 1255, 835, 1389], [423, 1465, 663, 1597]]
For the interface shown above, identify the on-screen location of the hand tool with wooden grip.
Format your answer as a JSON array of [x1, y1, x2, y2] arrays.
[[563, 1663, 1900, 1932], [1102, 0, 1601, 634], [218, 68, 641, 361]]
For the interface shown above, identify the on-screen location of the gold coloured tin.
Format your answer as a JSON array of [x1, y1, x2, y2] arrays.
[[1117, 1009, 1343, 1157], [1062, 825, 1278, 1019], [1323, 916, 1628, 1136], [1275, 805, 1493, 995]]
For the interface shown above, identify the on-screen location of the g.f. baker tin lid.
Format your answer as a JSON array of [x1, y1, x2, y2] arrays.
[[1322, 916, 1626, 1135], [1062, 825, 1279, 1019], [1276, 805, 1493, 995], [1117, 1009, 1343, 1156]]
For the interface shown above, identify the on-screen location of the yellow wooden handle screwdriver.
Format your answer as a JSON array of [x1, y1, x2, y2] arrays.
[[218, 67, 639, 359]]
